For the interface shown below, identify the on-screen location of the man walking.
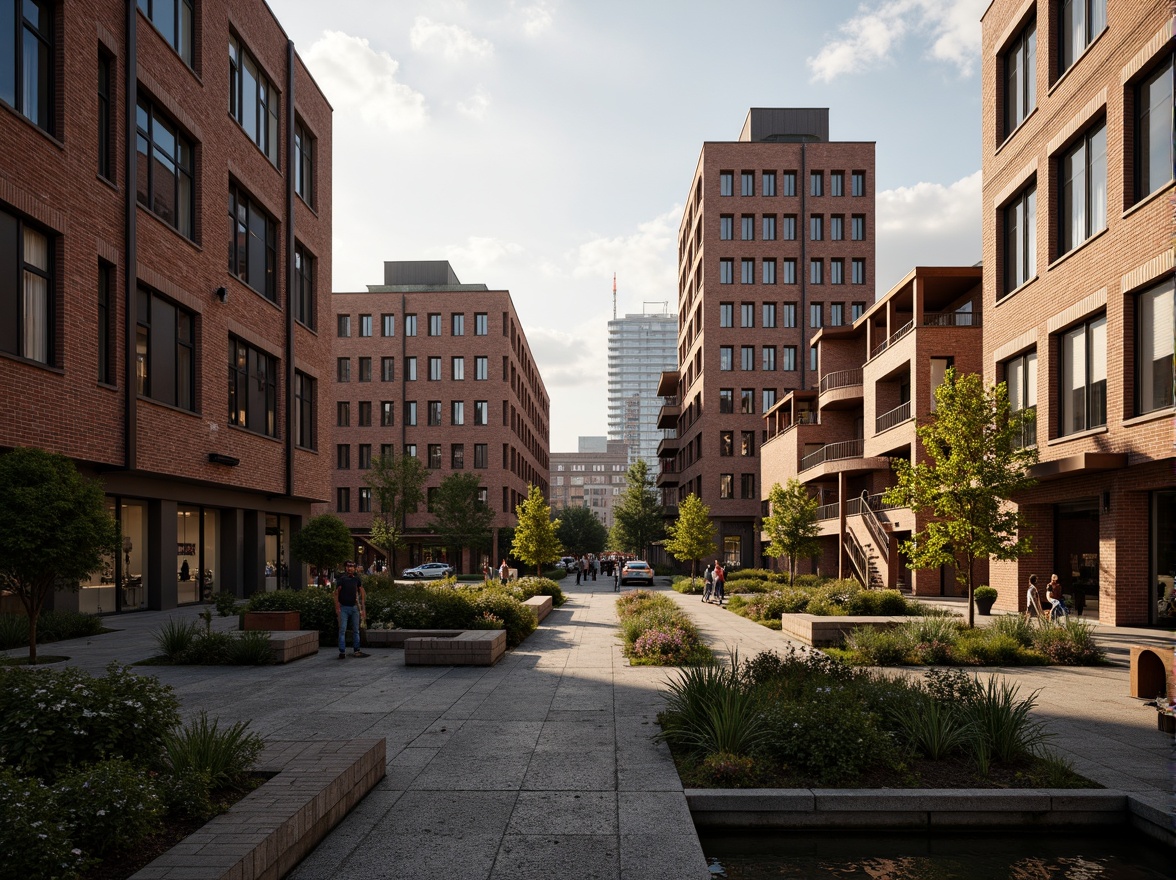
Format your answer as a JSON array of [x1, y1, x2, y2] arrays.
[[334, 561, 369, 659]]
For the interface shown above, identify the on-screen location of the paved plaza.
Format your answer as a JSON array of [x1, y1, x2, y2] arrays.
[[4, 578, 1174, 877]]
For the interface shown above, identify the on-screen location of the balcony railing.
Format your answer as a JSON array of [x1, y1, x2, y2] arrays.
[[800, 438, 864, 472], [846, 491, 901, 517], [819, 368, 863, 394], [875, 401, 911, 433], [860, 491, 889, 563], [845, 529, 867, 587], [923, 309, 981, 328], [869, 319, 914, 360], [816, 502, 839, 521]]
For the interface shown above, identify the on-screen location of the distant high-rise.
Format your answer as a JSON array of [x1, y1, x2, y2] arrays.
[[550, 439, 631, 529], [608, 306, 678, 470]]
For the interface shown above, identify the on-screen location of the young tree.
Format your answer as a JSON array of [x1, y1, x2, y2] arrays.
[[290, 514, 354, 583], [430, 473, 496, 568], [556, 505, 608, 557], [0, 447, 119, 664], [882, 368, 1038, 627], [663, 493, 717, 583], [364, 452, 429, 575], [762, 480, 822, 585], [511, 484, 563, 576], [612, 459, 663, 558]]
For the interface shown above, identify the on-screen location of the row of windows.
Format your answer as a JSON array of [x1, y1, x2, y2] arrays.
[[336, 400, 490, 427], [337, 311, 490, 338], [718, 431, 758, 457], [717, 388, 788, 415], [720, 302, 866, 328], [720, 170, 867, 198], [337, 355, 491, 383], [719, 258, 867, 285], [719, 214, 866, 241], [718, 473, 757, 500], [720, 345, 813, 372], [337, 442, 491, 471], [336, 482, 492, 514]]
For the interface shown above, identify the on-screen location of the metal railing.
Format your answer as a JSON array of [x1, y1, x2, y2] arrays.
[[845, 529, 867, 587], [923, 309, 981, 328], [816, 502, 839, 521], [799, 438, 864, 472], [819, 368, 863, 394], [875, 400, 911, 433], [860, 491, 889, 563], [869, 319, 914, 359]]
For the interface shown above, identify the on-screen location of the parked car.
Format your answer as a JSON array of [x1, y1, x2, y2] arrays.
[[620, 560, 654, 586], [401, 562, 454, 579], [559, 556, 577, 572]]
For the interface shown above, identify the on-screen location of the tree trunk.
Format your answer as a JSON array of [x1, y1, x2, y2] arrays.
[[966, 555, 976, 629], [19, 592, 39, 666]]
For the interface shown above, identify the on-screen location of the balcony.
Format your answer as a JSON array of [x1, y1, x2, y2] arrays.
[[816, 501, 839, 521], [875, 401, 911, 434], [923, 309, 981, 328], [656, 400, 680, 429], [818, 368, 864, 409], [657, 435, 679, 457], [868, 319, 913, 360], [800, 439, 864, 472]]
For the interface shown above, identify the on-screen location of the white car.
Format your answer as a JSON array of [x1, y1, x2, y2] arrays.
[[401, 562, 454, 579], [620, 560, 654, 586]]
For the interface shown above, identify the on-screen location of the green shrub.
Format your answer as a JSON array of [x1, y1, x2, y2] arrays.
[[887, 693, 969, 760], [468, 591, 536, 647], [0, 663, 179, 780], [844, 625, 908, 665], [672, 575, 704, 594], [658, 657, 767, 756], [54, 758, 162, 856], [988, 614, 1035, 647], [615, 589, 659, 617], [213, 590, 240, 617], [699, 751, 760, 787], [178, 629, 233, 665], [511, 576, 567, 607], [154, 619, 200, 660], [973, 585, 998, 601], [157, 767, 214, 821], [470, 611, 504, 630], [847, 589, 912, 616], [0, 767, 87, 880], [923, 667, 982, 703], [953, 630, 1038, 666], [902, 614, 962, 645], [0, 614, 29, 650], [224, 630, 275, 665], [36, 610, 105, 643], [1030, 619, 1105, 665], [246, 587, 337, 643], [163, 711, 264, 791], [961, 675, 1050, 774], [792, 573, 824, 588]]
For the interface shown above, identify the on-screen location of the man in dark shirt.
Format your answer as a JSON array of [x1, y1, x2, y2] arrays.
[[334, 561, 369, 659]]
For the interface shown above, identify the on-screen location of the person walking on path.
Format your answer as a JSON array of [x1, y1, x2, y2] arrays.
[[1024, 573, 1043, 622], [499, 558, 509, 585], [703, 563, 714, 603], [1047, 573, 1067, 621], [575, 558, 582, 585], [613, 561, 621, 591], [334, 561, 369, 659], [713, 561, 726, 605], [591, 555, 598, 581]]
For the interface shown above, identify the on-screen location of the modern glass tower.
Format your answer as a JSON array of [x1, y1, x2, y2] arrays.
[[607, 306, 678, 470]]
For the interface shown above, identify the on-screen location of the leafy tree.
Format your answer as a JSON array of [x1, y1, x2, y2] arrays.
[[430, 473, 496, 568], [364, 452, 429, 574], [882, 368, 1038, 627], [762, 480, 822, 585], [556, 505, 608, 557], [290, 514, 353, 582], [511, 484, 563, 576], [663, 493, 717, 583], [612, 459, 663, 558], [0, 447, 118, 664]]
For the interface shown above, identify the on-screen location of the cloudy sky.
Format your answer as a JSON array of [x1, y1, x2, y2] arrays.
[[269, 0, 988, 451]]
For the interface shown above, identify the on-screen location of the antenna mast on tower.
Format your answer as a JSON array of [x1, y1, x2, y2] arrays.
[[612, 273, 617, 319]]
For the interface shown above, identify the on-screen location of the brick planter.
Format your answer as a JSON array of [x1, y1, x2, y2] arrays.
[[243, 610, 300, 631]]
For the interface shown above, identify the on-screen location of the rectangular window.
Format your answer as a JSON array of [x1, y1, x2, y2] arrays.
[[762, 346, 776, 371], [474, 443, 488, 468], [405, 314, 417, 336], [229, 34, 280, 163], [358, 401, 372, 427], [830, 303, 845, 326], [830, 260, 844, 285], [228, 336, 277, 435], [810, 260, 823, 285], [1137, 279, 1175, 415], [428, 401, 442, 426], [762, 215, 776, 241], [1136, 56, 1173, 203], [720, 259, 734, 284], [762, 259, 776, 285], [830, 172, 844, 197], [1059, 314, 1107, 435], [360, 314, 372, 337], [428, 444, 442, 469], [782, 259, 796, 285], [741, 346, 755, 370], [475, 356, 488, 380], [762, 171, 776, 196], [474, 400, 488, 425], [358, 444, 372, 470], [810, 215, 823, 241], [810, 172, 823, 196], [295, 371, 316, 450], [380, 400, 394, 427], [1060, 122, 1106, 255], [782, 346, 797, 371], [851, 302, 865, 321], [741, 303, 754, 328], [358, 357, 371, 383], [782, 215, 796, 240], [337, 401, 350, 427], [294, 245, 315, 329], [337, 315, 350, 337], [810, 346, 818, 371], [782, 303, 796, 327], [719, 431, 733, 456], [852, 172, 865, 196], [98, 51, 114, 180], [740, 474, 756, 499], [810, 303, 822, 328], [763, 389, 777, 412], [762, 302, 777, 327], [719, 388, 733, 413], [97, 262, 114, 384], [336, 357, 350, 383], [1061, 0, 1105, 74], [720, 171, 733, 196], [294, 119, 314, 205], [720, 215, 733, 239], [451, 444, 465, 469], [1004, 185, 1037, 295], [1004, 20, 1037, 137], [741, 389, 754, 414], [381, 313, 395, 336], [406, 357, 417, 381], [428, 356, 441, 381], [380, 443, 394, 459], [830, 215, 844, 241], [741, 171, 754, 196], [851, 215, 865, 241], [381, 357, 394, 381], [720, 474, 734, 499], [1005, 350, 1038, 448], [720, 346, 733, 370], [428, 313, 441, 336], [138, 1, 193, 65], [782, 172, 796, 196], [851, 259, 865, 285], [228, 183, 277, 301], [452, 313, 465, 336], [475, 312, 488, 335], [337, 487, 350, 513], [358, 487, 371, 513], [136, 288, 194, 410], [452, 356, 464, 380], [404, 401, 417, 426], [2, 0, 53, 133], [406, 443, 417, 458], [452, 400, 465, 425], [137, 98, 195, 239], [720, 303, 734, 327], [741, 259, 754, 284], [741, 214, 755, 240]]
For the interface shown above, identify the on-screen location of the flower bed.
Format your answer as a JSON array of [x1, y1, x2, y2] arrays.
[[615, 590, 711, 666]]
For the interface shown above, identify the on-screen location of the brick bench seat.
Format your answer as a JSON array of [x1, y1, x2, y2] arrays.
[[405, 630, 507, 666], [266, 629, 320, 663], [523, 594, 553, 622]]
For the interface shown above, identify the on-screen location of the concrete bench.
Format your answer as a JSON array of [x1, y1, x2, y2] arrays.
[[364, 629, 464, 648], [1129, 644, 1174, 699], [266, 630, 319, 663], [523, 594, 553, 622], [780, 613, 909, 647], [405, 629, 506, 666]]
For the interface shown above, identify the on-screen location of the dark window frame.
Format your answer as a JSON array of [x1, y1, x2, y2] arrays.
[[136, 286, 194, 411], [294, 370, 316, 450], [137, 96, 195, 239], [229, 335, 278, 436], [228, 183, 277, 301]]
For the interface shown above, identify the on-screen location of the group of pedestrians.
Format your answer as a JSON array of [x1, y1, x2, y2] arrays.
[[1025, 572, 1069, 622], [701, 561, 726, 605]]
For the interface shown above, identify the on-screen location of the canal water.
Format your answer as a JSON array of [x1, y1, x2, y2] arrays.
[[701, 829, 1173, 879]]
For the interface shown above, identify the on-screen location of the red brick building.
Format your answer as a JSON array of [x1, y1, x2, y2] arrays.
[[331, 261, 550, 574], [658, 108, 876, 569], [981, 0, 1173, 624], [0, 1, 333, 612]]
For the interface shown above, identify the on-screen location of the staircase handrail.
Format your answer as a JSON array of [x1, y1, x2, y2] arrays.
[[860, 490, 889, 563], [845, 529, 867, 587]]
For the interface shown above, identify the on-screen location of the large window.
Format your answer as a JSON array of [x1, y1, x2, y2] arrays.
[[720, 346, 733, 370], [1060, 0, 1105, 75], [719, 303, 733, 327], [452, 356, 464, 381], [475, 312, 488, 335], [762, 215, 776, 240], [452, 400, 464, 425], [229, 35, 279, 163], [720, 171, 733, 196], [830, 215, 843, 241], [740, 346, 754, 370], [380, 401, 394, 426], [452, 313, 465, 336], [1136, 55, 1174, 203], [294, 120, 314, 206], [98, 51, 114, 181], [137, 288, 194, 410], [1003, 20, 1036, 137], [741, 259, 754, 284], [720, 259, 734, 284], [381, 314, 395, 336], [782, 346, 796, 371], [762, 259, 776, 285], [474, 400, 488, 425], [782, 172, 796, 196], [830, 260, 844, 285], [851, 172, 865, 196], [762, 346, 776, 371], [475, 356, 488, 380], [294, 371, 316, 450], [2, 0, 53, 132], [1137, 279, 1174, 415], [1059, 314, 1106, 435], [0, 210, 52, 364], [719, 388, 733, 413], [428, 356, 441, 381], [428, 401, 441, 426], [229, 336, 277, 436], [782, 215, 796, 240], [782, 260, 796, 285], [810, 215, 823, 241], [810, 172, 823, 196], [762, 303, 777, 327], [1005, 350, 1037, 448], [1003, 185, 1036, 295], [851, 259, 865, 285], [719, 215, 733, 240], [851, 215, 865, 240], [762, 171, 776, 196], [720, 474, 734, 499], [229, 184, 277, 301], [294, 244, 315, 329], [137, 98, 194, 239], [782, 303, 796, 327], [741, 171, 754, 196], [98, 262, 114, 384], [1059, 122, 1106, 255], [810, 260, 823, 285], [138, 1, 193, 65]]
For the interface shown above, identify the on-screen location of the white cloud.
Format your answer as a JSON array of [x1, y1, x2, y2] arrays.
[[513, 1, 555, 38], [456, 87, 491, 120], [426, 236, 525, 277], [569, 206, 681, 306], [303, 31, 427, 131], [808, 0, 986, 82], [875, 170, 982, 292], [410, 16, 495, 61]]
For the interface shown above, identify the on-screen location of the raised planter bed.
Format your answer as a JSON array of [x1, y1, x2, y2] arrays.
[[244, 610, 301, 631], [267, 630, 319, 663], [779, 613, 908, 647], [405, 629, 507, 666]]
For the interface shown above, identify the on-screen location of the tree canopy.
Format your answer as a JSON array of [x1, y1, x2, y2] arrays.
[[555, 505, 608, 557], [612, 459, 663, 558], [511, 484, 563, 576], [663, 493, 717, 581], [882, 368, 1038, 627], [430, 472, 495, 564], [761, 480, 822, 585], [364, 452, 429, 574], [0, 447, 119, 664], [290, 514, 354, 579]]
